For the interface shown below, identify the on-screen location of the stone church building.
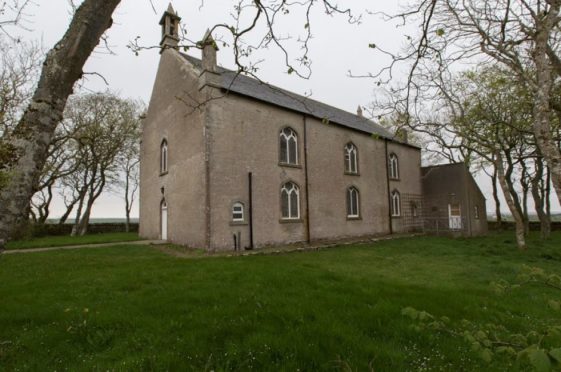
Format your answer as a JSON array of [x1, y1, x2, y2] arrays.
[[139, 5, 488, 251]]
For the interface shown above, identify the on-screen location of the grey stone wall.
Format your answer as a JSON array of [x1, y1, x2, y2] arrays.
[[387, 142, 423, 233], [139, 49, 207, 248], [141, 49, 424, 250]]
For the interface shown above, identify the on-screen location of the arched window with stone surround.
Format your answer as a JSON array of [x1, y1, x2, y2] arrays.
[[389, 153, 399, 180], [160, 139, 168, 174], [346, 187, 360, 218], [281, 181, 300, 220], [344, 143, 358, 174], [391, 190, 401, 217], [279, 127, 298, 165]]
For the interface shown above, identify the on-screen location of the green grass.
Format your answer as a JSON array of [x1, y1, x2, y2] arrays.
[[1, 232, 561, 370], [5, 232, 140, 250]]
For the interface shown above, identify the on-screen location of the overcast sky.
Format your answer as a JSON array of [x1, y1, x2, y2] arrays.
[[9, 0, 560, 218]]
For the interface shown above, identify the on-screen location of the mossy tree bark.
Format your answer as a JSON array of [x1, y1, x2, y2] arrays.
[[0, 0, 122, 242]]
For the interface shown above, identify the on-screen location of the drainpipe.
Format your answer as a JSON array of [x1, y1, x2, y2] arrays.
[[384, 139, 393, 235], [247, 172, 254, 250], [303, 115, 311, 244]]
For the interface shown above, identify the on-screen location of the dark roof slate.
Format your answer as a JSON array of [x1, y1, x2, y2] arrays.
[[180, 53, 404, 142]]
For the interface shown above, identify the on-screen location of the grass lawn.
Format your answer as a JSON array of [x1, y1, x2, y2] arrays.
[[1, 232, 561, 370], [5, 232, 140, 250]]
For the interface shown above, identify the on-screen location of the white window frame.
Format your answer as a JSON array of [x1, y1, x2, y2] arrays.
[[347, 187, 360, 218], [389, 153, 399, 180], [345, 143, 358, 174], [474, 205, 480, 219], [279, 127, 298, 165], [232, 202, 245, 222], [160, 140, 168, 174], [281, 182, 300, 220], [391, 190, 401, 217]]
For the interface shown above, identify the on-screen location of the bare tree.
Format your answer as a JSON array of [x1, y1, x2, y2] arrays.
[[58, 92, 140, 236], [0, 37, 41, 136], [407, 67, 537, 249], [0, 0, 122, 244], [114, 106, 143, 233], [121, 147, 140, 233], [369, 0, 561, 204]]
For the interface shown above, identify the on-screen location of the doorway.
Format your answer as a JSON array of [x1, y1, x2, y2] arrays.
[[161, 200, 168, 240], [448, 203, 462, 230]]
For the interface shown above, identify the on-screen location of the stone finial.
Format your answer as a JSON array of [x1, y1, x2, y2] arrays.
[[357, 105, 363, 117], [166, 3, 176, 14], [159, 3, 181, 52], [202, 29, 218, 73]]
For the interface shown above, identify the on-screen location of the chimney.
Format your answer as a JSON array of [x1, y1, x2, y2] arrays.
[[357, 105, 363, 117], [396, 128, 409, 144], [159, 3, 181, 52], [202, 29, 218, 73]]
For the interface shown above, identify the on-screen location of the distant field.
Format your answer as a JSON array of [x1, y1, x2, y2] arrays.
[[487, 213, 561, 222], [44, 218, 139, 224], [1, 232, 561, 370]]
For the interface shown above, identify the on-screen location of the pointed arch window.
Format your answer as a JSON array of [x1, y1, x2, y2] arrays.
[[391, 190, 401, 217], [279, 127, 298, 165], [389, 153, 399, 180], [345, 143, 359, 174], [346, 187, 360, 218], [281, 182, 300, 220], [160, 139, 168, 174]]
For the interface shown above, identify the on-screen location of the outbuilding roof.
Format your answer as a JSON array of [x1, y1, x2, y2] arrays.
[[180, 53, 416, 147]]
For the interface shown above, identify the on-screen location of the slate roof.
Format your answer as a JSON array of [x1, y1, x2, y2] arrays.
[[180, 53, 410, 144]]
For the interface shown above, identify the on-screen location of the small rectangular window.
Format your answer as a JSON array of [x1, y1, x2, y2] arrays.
[[232, 203, 244, 222], [474, 206, 480, 219]]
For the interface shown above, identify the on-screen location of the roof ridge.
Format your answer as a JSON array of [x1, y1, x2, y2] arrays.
[[181, 53, 375, 123], [178, 52, 417, 148]]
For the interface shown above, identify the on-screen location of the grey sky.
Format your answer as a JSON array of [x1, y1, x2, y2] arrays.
[[11, 0, 560, 218]]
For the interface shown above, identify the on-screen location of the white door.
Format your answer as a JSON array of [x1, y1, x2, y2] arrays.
[[448, 203, 462, 230], [161, 201, 168, 240]]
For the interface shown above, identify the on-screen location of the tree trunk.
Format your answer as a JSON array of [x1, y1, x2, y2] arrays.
[[76, 175, 106, 236], [124, 165, 131, 233], [504, 150, 527, 236], [532, 4, 561, 205], [531, 156, 551, 239], [37, 183, 54, 224], [491, 164, 502, 228], [495, 151, 526, 250], [59, 199, 77, 225], [77, 201, 94, 236], [71, 193, 86, 236], [520, 162, 530, 235], [125, 210, 131, 233], [0, 0, 121, 243], [546, 166, 552, 220]]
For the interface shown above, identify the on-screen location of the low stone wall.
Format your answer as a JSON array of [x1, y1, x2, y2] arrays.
[[30, 223, 139, 237], [488, 221, 561, 231]]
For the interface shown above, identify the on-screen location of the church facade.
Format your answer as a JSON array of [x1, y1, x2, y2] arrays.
[[139, 6, 487, 251]]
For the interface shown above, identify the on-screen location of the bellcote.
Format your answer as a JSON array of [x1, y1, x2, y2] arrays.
[[159, 3, 181, 52]]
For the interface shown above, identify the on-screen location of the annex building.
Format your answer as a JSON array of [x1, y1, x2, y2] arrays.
[[139, 5, 488, 251]]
